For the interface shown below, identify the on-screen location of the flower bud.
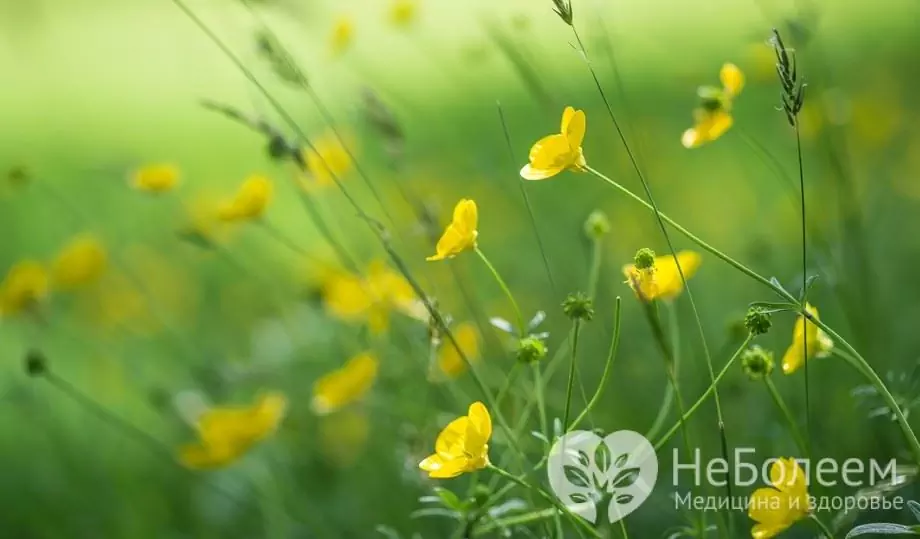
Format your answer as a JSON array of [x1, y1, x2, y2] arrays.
[[744, 307, 772, 336], [562, 292, 594, 322], [516, 336, 547, 364], [741, 345, 775, 380], [633, 248, 656, 270], [583, 210, 610, 240]]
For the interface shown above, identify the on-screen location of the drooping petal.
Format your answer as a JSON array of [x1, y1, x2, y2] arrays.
[[427, 224, 467, 261], [311, 353, 379, 415], [655, 251, 702, 300], [720, 63, 745, 97], [419, 454, 470, 478], [520, 163, 565, 181], [562, 108, 587, 150], [466, 401, 492, 450]]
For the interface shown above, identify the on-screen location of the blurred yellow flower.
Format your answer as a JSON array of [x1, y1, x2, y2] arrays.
[[179, 391, 287, 469], [132, 164, 180, 193], [682, 63, 744, 148], [622, 251, 701, 302], [520, 106, 587, 180], [431, 322, 480, 380], [302, 133, 353, 189], [330, 17, 354, 56], [218, 175, 273, 222], [51, 234, 108, 291], [427, 199, 478, 261], [312, 352, 379, 415], [389, 0, 417, 28], [748, 458, 809, 538], [319, 409, 370, 468], [419, 401, 491, 479], [0, 260, 50, 317], [781, 304, 833, 375], [322, 260, 420, 333]]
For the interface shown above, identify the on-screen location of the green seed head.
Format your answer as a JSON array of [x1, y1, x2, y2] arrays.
[[516, 336, 548, 364], [634, 248, 656, 270], [562, 292, 594, 322], [741, 345, 775, 380], [584, 210, 611, 240], [744, 307, 773, 336]]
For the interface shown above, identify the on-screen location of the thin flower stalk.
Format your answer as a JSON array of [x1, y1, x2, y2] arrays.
[[474, 247, 525, 335], [764, 377, 809, 457]]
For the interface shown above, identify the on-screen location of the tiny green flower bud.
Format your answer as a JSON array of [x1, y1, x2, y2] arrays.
[[516, 336, 547, 364], [583, 210, 610, 240], [633, 248, 656, 270], [24, 349, 47, 377], [562, 292, 594, 322], [741, 345, 775, 380], [744, 307, 773, 336]]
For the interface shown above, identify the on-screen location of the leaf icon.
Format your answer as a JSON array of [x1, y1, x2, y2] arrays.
[[570, 493, 590, 505], [614, 453, 629, 468], [615, 493, 634, 505], [610, 467, 640, 489], [564, 465, 592, 488], [595, 442, 612, 474], [575, 449, 591, 469]]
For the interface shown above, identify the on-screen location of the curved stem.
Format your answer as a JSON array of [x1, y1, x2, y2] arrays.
[[809, 513, 835, 538], [795, 125, 813, 460], [764, 377, 809, 457], [474, 247, 525, 334], [570, 297, 622, 432], [562, 319, 582, 430]]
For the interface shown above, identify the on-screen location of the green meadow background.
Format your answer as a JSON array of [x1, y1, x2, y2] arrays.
[[2, 0, 920, 537]]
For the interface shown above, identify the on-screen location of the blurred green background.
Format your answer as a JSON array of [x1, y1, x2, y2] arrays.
[[2, 0, 920, 536]]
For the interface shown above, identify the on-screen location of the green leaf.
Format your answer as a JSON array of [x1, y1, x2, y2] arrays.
[[845, 523, 920, 537], [569, 493, 590, 504], [433, 487, 464, 511], [615, 493, 634, 505], [615, 453, 629, 468]]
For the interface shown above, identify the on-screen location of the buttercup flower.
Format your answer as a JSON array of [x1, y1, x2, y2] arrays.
[[419, 402, 492, 478], [622, 250, 701, 302], [311, 352, 379, 415], [427, 199, 478, 261], [0, 261, 50, 317], [748, 458, 810, 538], [330, 17, 354, 56], [781, 303, 834, 375], [322, 260, 421, 333], [218, 175, 273, 222], [179, 391, 287, 469], [51, 234, 108, 290], [520, 106, 587, 180], [302, 133, 353, 189], [432, 322, 480, 380], [389, 0, 417, 28], [132, 164, 180, 193], [682, 64, 745, 148]]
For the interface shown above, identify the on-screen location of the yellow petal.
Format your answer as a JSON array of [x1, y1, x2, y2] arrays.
[[720, 63, 745, 97], [51, 235, 108, 291], [465, 401, 492, 451], [219, 175, 273, 222], [434, 322, 480, 379], [0, 260, 50, 316], [132, 164, 180, 193], [654, 251, 702, 300], [419, 454, 470, 478], [311, 353, 379, 414], [427, 199, 478, 260], [681, 127, 703, 149], [452, 199, 478, 237], [520, 163, 564, 181], [561, 107, 587, 150]]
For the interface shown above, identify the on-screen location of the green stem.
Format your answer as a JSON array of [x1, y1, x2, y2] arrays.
[[655, 336, 753, 450], [487, 464, 601, 538], [809, 513, 835, 538], [495, 362, 522, 408], [533, 362, 549, 446], [472, 508, 558, 535], [587, 237, 603, 299], [763, 377, 809, 457], [474, 246, 526, 334], [795, 124, 813, 460], [584, 165, 796, 304], [562, 319, 582, 431], [569, 297, 622, 432]]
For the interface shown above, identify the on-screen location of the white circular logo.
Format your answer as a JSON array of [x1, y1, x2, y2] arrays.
[[547, 430, 658, 524]]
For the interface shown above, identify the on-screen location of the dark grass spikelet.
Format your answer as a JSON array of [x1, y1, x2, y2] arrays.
[[770, 28, 807, 127], [255, 30, 308, 88]]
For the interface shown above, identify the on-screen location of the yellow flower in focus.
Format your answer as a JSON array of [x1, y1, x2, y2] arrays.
[[0, 261, 50, 317], [682, 63, 744, 148], [781, 304, 834, 375], [319, 410, 370, 468], [520, 106, 587, 180], [312, 352, 379, 415], [330, 17, 354, 56], [179, 391, 287, 469], [302, 133, 353, 189], [322, 260, 420, 333], [432, 323, 480, 380], [419, 402, 491, 479], [426, 199, 478, 261], [218, 175, 273, 223], [748, 458, 809, 538], [389, 0, 417, 28], [622, 251, 701, 302], [51, 234, 108, 290], [132, 164, 180, 193]]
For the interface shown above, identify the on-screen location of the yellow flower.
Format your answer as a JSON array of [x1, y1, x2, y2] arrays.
[[781, 304, 834, 375], [302, 133, 353, 189], [426, 199, 478, 261], [179, 391, 287, 469], [431, 322, 480, 380], [748, 458, 810, 538], [322, 260, 420, 333], [132, 164, 180, 193], [51, 234, 108, 290], [520, 106, 587, 180], [419, 402, 492, 479], [218, 175, 273, 222], [330, 17, 354, 56], [0, 260, 50, 317], [622, 251, 701, 302], [389, 0, 417, 28], [682, 63, 744, 148], [312, 352, 379, 415]]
